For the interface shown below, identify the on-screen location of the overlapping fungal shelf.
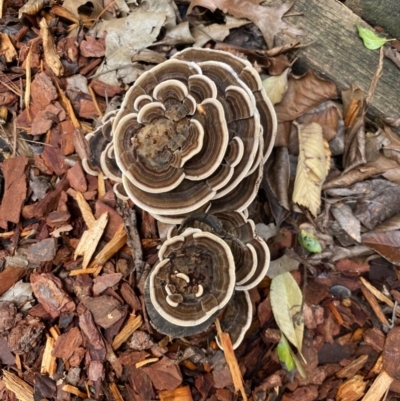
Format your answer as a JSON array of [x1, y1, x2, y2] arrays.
[[83, 48, 277, 223], [144, 212, 270, 349]]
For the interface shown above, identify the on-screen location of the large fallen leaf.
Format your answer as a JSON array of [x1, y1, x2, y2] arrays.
[[296, 101, 341, 143], [270, 272, 304, 355], [188, 0, 303, 48], [91, 1, 175, 85], [362, 231, 400, 266], [323, 155, 399, 190], [374, 214, 400, 232], [354, 180, 400, 230], [275, 70, 338, 122], [292, 122, 330, 216], [331, 202, 361, 242], [155, 22, 195, 46]]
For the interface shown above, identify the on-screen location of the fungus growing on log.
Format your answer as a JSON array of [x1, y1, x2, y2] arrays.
[[144, 212, 270, 348], [83, 48, 277, 223]]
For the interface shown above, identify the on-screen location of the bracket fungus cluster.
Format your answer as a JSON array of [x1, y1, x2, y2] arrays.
[[83, 48, 277, 223], [144, 212, 270, 349]]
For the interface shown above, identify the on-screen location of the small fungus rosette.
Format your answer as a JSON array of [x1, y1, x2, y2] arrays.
[[144, 212, 270, 348], [84, 48, 277, 222], [144, 227, 236, 338]]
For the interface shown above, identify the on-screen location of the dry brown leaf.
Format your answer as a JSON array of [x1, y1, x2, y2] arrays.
[[362, 231, 400, 266], [331, 202, 361, 243], [92, 10, 167, 85], [155, 21, 195, 46], [264, 146, 290, 211], [263, 147, 290, 226], [341, 86, 366, 172], [191, 17, 249, 48], [292, 122, 330, 216], [323, 155, 399, 190], [354, 180, 400, 230], [188, 0, 303, 48], [383, 167, 400, 184], [297, 101, 341, 143], [374, 214, 400, 233], [275, 70, 338, 122]]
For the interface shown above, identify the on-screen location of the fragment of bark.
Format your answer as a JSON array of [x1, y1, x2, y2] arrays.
[[0, 156, 28, 228]]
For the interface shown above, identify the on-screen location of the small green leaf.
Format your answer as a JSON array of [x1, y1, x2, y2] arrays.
[[357, 25, 392, 50], [277, 334, 296, 372], [298, 230, 322, 253]]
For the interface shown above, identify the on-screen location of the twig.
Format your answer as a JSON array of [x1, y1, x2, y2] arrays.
[[365, 46, 384, 106]]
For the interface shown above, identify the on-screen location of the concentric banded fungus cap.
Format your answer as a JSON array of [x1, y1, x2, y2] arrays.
[[82, 111, 121, 182], [144, 227, 235, 338], [86, 48, 277, 222], [145, 212, 270, 348], [176, 212, 270, 291]]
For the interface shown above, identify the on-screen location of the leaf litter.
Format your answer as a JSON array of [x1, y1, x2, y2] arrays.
[[0, 0, 400, 400]]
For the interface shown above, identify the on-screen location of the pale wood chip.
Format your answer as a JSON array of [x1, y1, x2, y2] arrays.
[[76, 191, 96, 229], [361, 370, 393, 401], [2, 370, 34, 401], [215, 319, 247, 401], [112, 314, 142, 350], [89, 224, 127, 272], [74, 212, 108, 269], [135, 357, 159, 369], [40, 335, 57, 375], [62, 384, 88, 399]]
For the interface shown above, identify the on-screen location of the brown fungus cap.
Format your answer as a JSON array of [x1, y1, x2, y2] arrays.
[[145, 212, 270, 347], [85, 48, 277, 222], [144, 227, 236, 337]]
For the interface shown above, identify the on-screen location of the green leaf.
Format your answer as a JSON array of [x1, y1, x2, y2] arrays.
[[357, 25, 392, 50], [298, 230, 322, 253], [270, 272, 304, 356], [277, 333, 296, 372]]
